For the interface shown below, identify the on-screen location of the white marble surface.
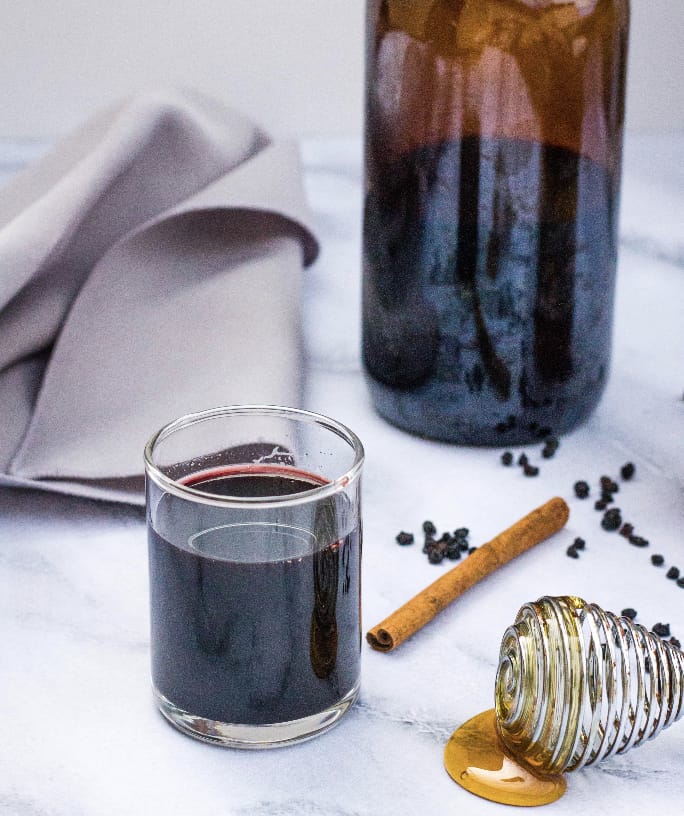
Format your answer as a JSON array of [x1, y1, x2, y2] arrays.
[[1, 133, 683, 815]]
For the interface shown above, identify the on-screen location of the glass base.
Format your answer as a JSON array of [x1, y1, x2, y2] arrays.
[[152, 682, 360, 748], [366, 373, 601, 446]]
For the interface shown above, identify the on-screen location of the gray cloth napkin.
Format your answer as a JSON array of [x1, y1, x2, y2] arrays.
[[0, 88, 318, 504]]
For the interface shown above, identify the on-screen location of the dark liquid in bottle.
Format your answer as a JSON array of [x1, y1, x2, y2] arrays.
[[363, 0, 628, 444], [148, 467, 360, 725], [363, 135, 618, 445]]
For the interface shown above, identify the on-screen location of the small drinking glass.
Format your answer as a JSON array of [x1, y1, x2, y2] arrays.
[[144, 405, 364, 748]]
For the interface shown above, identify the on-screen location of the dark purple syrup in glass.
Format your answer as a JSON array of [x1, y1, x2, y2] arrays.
[[148, 466, 361, 726]]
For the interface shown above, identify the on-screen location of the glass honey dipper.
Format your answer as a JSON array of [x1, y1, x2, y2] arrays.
[[445, 596, 684, 806]]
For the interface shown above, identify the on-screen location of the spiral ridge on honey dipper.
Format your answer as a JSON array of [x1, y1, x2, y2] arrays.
[[495, 596, 684, 775]]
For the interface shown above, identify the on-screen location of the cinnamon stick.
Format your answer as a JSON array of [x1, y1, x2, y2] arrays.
[[366, 497, 569, 652]]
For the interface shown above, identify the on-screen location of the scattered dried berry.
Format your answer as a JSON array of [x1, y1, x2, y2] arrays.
[[600, 476, 619, 493], [651, 554, 665, 566], [621, 608, 637, 620], [422, 520, 437, 536], [445, 545, 461, 561], [621, 462, 635, 481], [468, 547, 478, 555], [670, 637, 682, 649], [652, 622, 671, 638], [678, 577, 684, 589], [566, 546, 579, 559], [601, 509, 622, 531], [629, 535, 649, 548], [401, 517, 477, 566], [573, 537, 586, 550], [619, 523, 634, 538], [594, 499, 608, 511], [574, 480, 590, 499], [523, 464, 540, 477], [501, 451, 514, 466], [518, 453, 529, 467], [541, 437, 560, 459], [667, 567, 680, 580]]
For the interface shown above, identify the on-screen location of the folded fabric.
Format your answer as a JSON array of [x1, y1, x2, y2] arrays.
[[0, 88, 318, 504]]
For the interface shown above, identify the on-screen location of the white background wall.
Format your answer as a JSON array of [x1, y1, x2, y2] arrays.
[[1, 1, 682, 140]]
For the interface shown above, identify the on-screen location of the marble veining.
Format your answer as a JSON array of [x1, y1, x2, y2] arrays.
[[620, 234, 684, 269], [1, 134, 683, 814], [354, 699, 456, 743]]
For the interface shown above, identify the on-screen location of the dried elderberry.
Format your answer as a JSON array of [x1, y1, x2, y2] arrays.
[[651, 554, 665, 566], [422, 520, 437, 537], [671, 637, 682, 649], [518, 453, 529, 467], [541, 437, 560, 459], [621, 608, 637, 620], [573, 537, 586, 550], [667, 566, 680, 580], [501, 451, 514, 466], [523, 464, 540, 477], [678, 577, 684, 589], [451, 527, 470, 552], [395, 531, 414, 546], [652, 623, 671, 638], [621, 462, 636, 481], [594, 499, 608, 511], [574, 480, 590, 499], [619, 522, 634, 538], [629, 535, 649, 548], [428, 549, 444, 565], [601, 509, 622, 531], [566, 546, 580, 559], [422, 537, 435, 553], [600, 476, 619, 494], [445, 544, 461, 560]]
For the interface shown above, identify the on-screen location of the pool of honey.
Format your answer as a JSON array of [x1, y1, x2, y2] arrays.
[[444, 709, 567, 807]]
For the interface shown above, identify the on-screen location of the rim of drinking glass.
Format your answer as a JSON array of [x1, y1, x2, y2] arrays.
[[143, 405, 365, 508]]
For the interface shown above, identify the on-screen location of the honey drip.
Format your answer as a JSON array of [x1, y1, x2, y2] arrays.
[[445, 596, 684, 806], [444, 709, 566, 806]]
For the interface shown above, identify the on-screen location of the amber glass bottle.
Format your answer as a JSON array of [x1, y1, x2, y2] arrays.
[[363, 0, 629, 444]]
